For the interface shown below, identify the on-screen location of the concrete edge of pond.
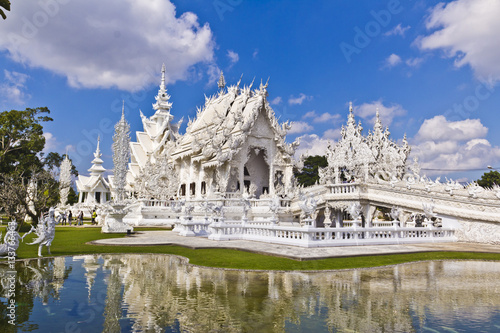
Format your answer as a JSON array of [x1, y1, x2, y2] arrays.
[[87, 230, 500, 261]]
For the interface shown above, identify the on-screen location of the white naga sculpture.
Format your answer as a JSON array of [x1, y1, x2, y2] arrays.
[[422, 201, 437, 228], [0, 221, 23, 258], [298, 191, 317, 221], [269, 195, 281, 223], [348, 202, 362, 222], [24, 207, 61, 257]]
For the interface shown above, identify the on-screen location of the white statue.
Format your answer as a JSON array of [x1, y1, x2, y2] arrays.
[[323, 205, 332, 228], [269, 195, 280, 223], [240, 194, 251, 221], [422, 201, 437, 228], [24, 207, 61, 257], [348, 202, 362, 222], [0, 221, 23, 258], [390, 206, 402, 222], [298, 191, 317, 220]]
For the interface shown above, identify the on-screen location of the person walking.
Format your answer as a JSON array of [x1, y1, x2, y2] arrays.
[[78, 210, 83, 226], [68, 210, 73, 226], [91, 210, 97, 225]]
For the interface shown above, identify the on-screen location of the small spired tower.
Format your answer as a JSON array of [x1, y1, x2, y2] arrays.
[[76, 136, 111, 206], [89, 136, 106, 178]]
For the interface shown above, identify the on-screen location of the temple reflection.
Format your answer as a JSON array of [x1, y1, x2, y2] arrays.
[[1, 255, 500, 332]]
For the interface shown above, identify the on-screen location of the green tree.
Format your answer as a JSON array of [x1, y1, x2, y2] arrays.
[[0, 107, 53, 175], [0, 0, 10, 20], [477, 170, 500, 188], [0, 107, 60, 225], [67, 186, 78, 205], [294, 155, 328, 187]]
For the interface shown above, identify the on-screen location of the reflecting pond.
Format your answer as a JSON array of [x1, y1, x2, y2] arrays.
[[1, 255, 500, 332]]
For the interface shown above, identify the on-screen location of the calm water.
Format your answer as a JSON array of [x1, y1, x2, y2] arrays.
[[1, 255, 500, 332]]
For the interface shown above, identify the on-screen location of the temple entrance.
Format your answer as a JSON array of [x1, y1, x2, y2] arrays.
[[244, 148, 269, 198]]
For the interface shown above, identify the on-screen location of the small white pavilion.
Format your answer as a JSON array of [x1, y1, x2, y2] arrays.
[[75, 136, 111, 205]]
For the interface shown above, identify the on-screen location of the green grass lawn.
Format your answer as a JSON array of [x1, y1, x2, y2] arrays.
[[2, 225, 500, 271]]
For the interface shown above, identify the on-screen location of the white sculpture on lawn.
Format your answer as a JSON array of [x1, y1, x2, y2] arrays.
[[24, 207, 61, 257], [0, 221, 23, 258]]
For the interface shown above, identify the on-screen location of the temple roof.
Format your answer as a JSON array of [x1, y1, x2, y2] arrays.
[[172, 79, 296, 166]]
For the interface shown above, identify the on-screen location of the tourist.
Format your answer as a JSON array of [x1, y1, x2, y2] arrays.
[[91, 210, 97, 225], [78, 210, 83, 226], [61, 211, 67, 225], [68, 210, 73, 226]]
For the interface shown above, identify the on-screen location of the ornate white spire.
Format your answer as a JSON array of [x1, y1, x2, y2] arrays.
[[347, 101, 356, 126], [89, 136, 106, 176], [112, 106, 131, 202], [59, 154, 72, 206], [218, 70, 226, 92], [153, 64, 172, 112], [373, 107, 383, 135]]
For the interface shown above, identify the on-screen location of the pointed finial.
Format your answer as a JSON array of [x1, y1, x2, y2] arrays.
[[349, 101, 353, 112], [376, 107, 379, 118], [121, 100, 125, 117], [159, 63, 166, 91], [94, 135, 101, 159], [218, 70, 226, 91]]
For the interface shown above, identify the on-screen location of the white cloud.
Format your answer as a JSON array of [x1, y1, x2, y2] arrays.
[[288, 121, 313, 134], [384, 54, 402, 68], [0, 70, 30, 105], [314, 112, 341, 123], [301, 110, 340, 123], [355, 100, 407, 126], [288, 93, 312, 105], [418, 0, 500, 83], [294, 134, 330, 158], [302, 110, 316, 119], [405, 57, 424, 68], [43, 132, 58, 152], [0, 1, 217, 91], [415, 116, 488, 142], [411, 115, 500, 174], [206, 63, 221, 87], [227, 50, 239, 65], [385, 23, 410, 37], [252, 49, 259, 59], [323, 128, 342, 141], [269, 96, 282, 105]]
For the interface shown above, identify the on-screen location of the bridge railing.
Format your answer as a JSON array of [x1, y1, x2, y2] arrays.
[[326, 183, 360, 195], [206, 220, 455, 247]]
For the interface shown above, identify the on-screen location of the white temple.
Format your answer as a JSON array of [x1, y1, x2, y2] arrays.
[[75, 136, 111, 206], [74, 65, 500, 246], [126, 66, 297, 202]]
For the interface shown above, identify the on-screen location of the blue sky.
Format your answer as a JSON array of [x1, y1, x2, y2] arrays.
[[1, 0, 500, 182]]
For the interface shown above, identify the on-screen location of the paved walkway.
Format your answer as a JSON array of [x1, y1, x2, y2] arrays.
[[91, 231, 500, 260]]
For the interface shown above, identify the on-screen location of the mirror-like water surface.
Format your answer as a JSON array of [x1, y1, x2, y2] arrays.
[[1, 255, 500, 332]]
